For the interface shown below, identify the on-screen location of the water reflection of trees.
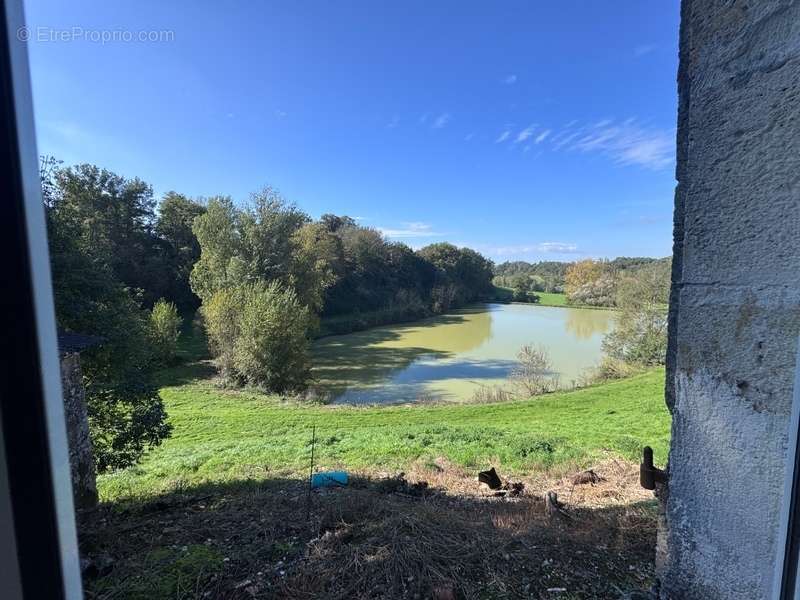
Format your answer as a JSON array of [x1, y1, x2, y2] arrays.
[[563, 308, 613, 340], [311, 306, 494, 400]]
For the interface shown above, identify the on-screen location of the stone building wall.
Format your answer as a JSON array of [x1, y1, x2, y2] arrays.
[[662, 1, 800, 598], [60, 352, 97, 509]]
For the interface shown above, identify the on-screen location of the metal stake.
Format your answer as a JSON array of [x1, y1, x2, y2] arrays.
[[306, 425, 316, 521]]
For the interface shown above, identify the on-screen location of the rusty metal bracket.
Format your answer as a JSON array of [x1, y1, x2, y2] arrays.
[[640, 446, 667, 490]]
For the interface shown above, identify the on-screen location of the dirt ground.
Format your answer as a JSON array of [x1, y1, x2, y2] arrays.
[[79, 459, 658, 599]]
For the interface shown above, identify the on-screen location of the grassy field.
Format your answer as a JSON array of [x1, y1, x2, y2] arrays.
[[491, 286, 569, 308], [87, 327, 670, 598], [536, 291, 568, 306], [100, 328, 670, 501]]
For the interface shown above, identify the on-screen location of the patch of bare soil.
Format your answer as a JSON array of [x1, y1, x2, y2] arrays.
[[79, 460, 658, 599]]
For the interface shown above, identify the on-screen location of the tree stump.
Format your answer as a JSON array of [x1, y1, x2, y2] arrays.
[[546, 491, 571, 522], [478, 467, 502, 490]]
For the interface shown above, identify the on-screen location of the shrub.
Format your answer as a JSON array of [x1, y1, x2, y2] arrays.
[[469, 385, 514, 404], [603, 306, 667, 366], [149, 299, 182, 365], [232, 282, 313, 391], [203, 288, 243, 383], [512, 288, 540, 303], [568, 276, 616, 307], [579, 356, 643, 386], [510, 345, 560, 397], [599, 259, 670, 367]]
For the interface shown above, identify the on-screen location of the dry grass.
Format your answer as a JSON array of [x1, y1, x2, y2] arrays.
[[80, 459, 657, 599]]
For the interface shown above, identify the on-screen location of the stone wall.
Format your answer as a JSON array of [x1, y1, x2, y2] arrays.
[[663, 1, 800, 598], [60, 352, 97, 509]]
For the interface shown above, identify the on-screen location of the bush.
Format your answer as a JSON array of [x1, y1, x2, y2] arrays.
[[601, 261, 670, 367], [469, 385, 514, 404], [203, 288, 242, 382], [567, 276, 616, 307], [233, 282, 313, 391], [603, 306, 667, 366], [579, 356, 643, 386], [512, 290, 540, 303], [510, 345, 560, 397], [149, 299, 182, 365], [204, 283, 313, 391]]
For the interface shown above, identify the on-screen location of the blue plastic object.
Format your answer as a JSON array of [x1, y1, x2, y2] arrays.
[[311, 471, 348, 489]]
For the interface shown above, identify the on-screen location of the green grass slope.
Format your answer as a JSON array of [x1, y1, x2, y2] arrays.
[[101, 356, 670, 501], [536, 291, 568, 306]]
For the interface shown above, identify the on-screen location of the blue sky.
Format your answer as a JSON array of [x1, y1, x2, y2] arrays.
[[24, 1, 680, 262]]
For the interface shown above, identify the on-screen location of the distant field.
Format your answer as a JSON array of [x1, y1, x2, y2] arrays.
[[492, 286, 568, 307], [536, 291, 568, 306], [101, 343, 670, 501]]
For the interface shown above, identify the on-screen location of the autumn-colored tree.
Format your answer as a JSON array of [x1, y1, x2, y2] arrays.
[[564, 259, 607, 298]]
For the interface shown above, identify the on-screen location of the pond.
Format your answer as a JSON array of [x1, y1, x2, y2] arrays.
[[312, 303, 615, 405]]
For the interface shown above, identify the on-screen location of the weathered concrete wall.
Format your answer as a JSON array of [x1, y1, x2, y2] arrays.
[[663, 1, 800, 598], [60, 352, 97, 509]]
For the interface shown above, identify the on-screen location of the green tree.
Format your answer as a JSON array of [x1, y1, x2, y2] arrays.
[[53, 163, 170, 306], [43, 161, 172, 471], [417, 243, 494, 310], [190, 189, 310, 304], [233, 282, 313, 391], [239, 188, 309, 281], [156, 192, 206, 311], [190, 196, 245, 302], [149, 299, 182, 365], [290, 222, 343, 315]]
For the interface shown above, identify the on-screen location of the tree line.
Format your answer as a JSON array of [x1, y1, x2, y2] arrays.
[[494, 256, 668, 299], [496, 256, 672, 370], [43, 160, 495, 471]]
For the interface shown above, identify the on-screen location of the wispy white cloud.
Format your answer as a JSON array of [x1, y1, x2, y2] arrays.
[[486, 242, 581, 258], [538, 242, 579, 253], [274, 109, 287, 118], [379, 221, 444, 239], [464, 132, 475, 142], [419, 112, 430, 125], [615, 213, 671, 227], [433, 112, 451, 129], [535, 129, 551, 144], [515, 125, 535, 143], [503, 74, 518, 84], [555, 118, 674, 170], [552, 127, 582, 150], [387, 115, 400, 129], [634, 44, 657, 57], [581, 122, 673, 169], [495, 130, 511, 143]]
